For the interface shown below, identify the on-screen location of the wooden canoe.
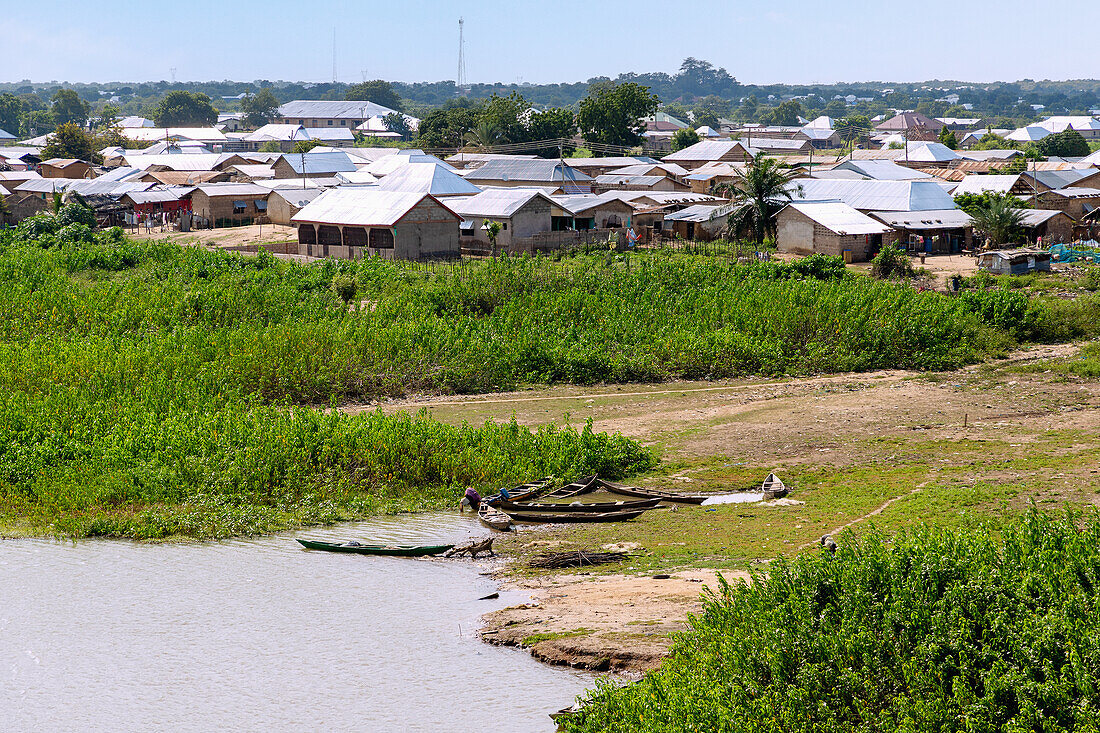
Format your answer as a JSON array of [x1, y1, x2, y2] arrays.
[[596, 478, 710, 505], [478, 503, 513, 531], [761, 473, 788, 500], [542, 474, 599, 499], [503, 508, 647, 524], [296, 539, 454, 557], [483, 477, 552, 506], [496, 497, 661, 513]]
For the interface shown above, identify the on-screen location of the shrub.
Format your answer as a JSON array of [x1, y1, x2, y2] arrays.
[[17, 215, 60, 241], [332, 274, 358, 305], [56, 203, 96, 229], [870, 243, 916, 279], [56, 223, 95, 244], [565, 511, 1100, 733]]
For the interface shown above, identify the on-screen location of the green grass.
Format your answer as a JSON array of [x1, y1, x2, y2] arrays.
[[564, 510, 1100, 732], [521, 628, 594, 646]]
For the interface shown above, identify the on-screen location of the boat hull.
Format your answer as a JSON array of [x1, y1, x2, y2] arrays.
[[296, 539, 454, 557], [596, 479, 709, 505], [503, 509, 647, 524]]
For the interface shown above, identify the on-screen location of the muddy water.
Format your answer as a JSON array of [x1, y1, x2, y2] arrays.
[[1, 514, 592, 732]]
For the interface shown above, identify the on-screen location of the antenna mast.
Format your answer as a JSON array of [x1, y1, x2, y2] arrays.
[[457, 17, 467, 93], [332, 28, 337, 83]]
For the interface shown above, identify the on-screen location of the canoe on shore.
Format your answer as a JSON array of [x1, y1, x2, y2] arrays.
[[761, 473, 789, 499], [478, 503, 513, 531], [497, 497, 661, 513], [542, 475, 599, 499], [503, 508, 647, 524], [296, 539, 454, 557], [483, 478, 552, 506], [596, 478, 710, 505]]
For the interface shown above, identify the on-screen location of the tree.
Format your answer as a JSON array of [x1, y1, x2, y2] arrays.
[[153, 91, 218, 127], [525, 107, 576, 157], [51, 89, 90, 127], [1037, 129, 1090, 158], [938, 127, 958, 149], [716, 155, 802, 244], [959, 192, 1026, 246], [97, 103, 121, 129], [576, 81, 658, 152], [240, 88, 280, 128], [483, 219, 502, 252], [40, 123, 102, 163], [345, 80, 403, 112], [464, 120, 504, 149], [292, 139, 324, 154], [0, 93, 24, 136], [479, 92, 530, 144], [382, 111, 411, 141], [672, 128, 700, 152], [21, 109, 54, 138], [767, 100, 803, 126], [417, 105, 480, 148], [258, 140, 282, 153]]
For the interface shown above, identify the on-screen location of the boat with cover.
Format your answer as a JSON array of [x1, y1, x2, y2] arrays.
[[478, 503, 513, 531], [295, 539, 454, 557], [502, 508, 647, 524], [596, 478, 710, 505], [496, 497, 660, 513]]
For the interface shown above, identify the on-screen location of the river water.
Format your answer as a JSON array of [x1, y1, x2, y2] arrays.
[[1, 514, 593, 732]]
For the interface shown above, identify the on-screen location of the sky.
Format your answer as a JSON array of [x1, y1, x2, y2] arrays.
[[5, 1, 1098, 86]]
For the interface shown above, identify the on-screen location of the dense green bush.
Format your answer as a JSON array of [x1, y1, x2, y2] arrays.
[[56, 202, 96, 229], [565, 511, 1100, 733]]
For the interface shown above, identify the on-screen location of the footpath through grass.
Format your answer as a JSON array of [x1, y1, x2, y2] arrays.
[[1, 218, 1097, 539]]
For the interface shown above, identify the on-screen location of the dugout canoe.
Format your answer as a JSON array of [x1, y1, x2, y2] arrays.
[[483, 478, 552, 506], [595, 478, 709, 505], [478, 503, 513, 531], [295, 539, 454, 557], [496, 497, 661, 513], [502, 508, 647, 524], [542, 475, 599, 499]]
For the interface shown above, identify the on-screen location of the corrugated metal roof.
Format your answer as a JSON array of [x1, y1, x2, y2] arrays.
[[292, 189, 457, 227], [192, 183, 270, 197], [464, 159, 592, 183], [787, 202, 893, 234], [16, 178, 79, 193], [445, 188, 554, 218], [564, 157, 658, 168], [280, 151, 358, 175], [953, 175, 1019, 195], [1019, 209, 1064, 226], [122, 188, 194, 205], [791, 179, 957, 211], [1044, 187, 1100, 198], [664, 203, 737, 223], [374, 162, 481, 196], [268, 187, 327, 208], [244, 124, 310, 143], [67, 179, 155, 197], [552, 192, 632, 215], [277, 100, 398, 119], [608, 162, 689, 177], [664, 140, 748, 161], [833, 160, 934, 181], [869, 209, 973, 229], [123, 128, 227, 143], [230, 164, 276, 178], [123, 153, 233, 171], [593, 175, 667, 186], [0, 128, 16, 141], [336, 170, 380, 184], [367, 151, 456, 177]]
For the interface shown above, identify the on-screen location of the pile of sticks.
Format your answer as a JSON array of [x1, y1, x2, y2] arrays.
[[528, 550, 627, 569]]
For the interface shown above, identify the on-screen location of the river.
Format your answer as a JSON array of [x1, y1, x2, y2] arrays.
[[1, 514, 593, 732]]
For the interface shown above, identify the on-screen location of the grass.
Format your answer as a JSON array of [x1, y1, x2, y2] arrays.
[[521, 628, 594, 646], [563, 510, 1100, 732]]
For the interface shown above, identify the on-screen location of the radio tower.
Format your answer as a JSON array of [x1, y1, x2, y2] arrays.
[[457, 17, 467, 92], [332, 28, 337, 83]]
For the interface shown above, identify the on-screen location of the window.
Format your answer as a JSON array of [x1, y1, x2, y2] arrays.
[[327, 120, 333, 126], [339, 120, 345, 125], [369, 228, 395, 249], [502, 222, 507, 230], [254, 200, 267, 212], [232, 200, 247, 215]]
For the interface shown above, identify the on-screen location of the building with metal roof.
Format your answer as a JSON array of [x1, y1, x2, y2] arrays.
[[0, 128, 15, 141], [445, 189, 557, 253], [790, 179, 958, 212], [664, 140, 753, 169], [275, 100, 400, 130], [367, 150, 457, 177], [829, 160, 934, 181], [291, 189, 461, 260], [875, 112, 945, 133], [273, 151, 358, 178], [374, 162, 482, 196], [464, 159, 592, 193], [777, 201, 892, 261]]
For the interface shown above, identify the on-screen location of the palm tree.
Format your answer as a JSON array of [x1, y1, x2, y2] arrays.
[[464, 121, 505, 150], [715, 155, 802, 245], [968, 193, 1026, 247]]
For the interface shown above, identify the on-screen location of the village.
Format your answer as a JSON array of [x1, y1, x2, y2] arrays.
[[3, 92, 1100, 273]]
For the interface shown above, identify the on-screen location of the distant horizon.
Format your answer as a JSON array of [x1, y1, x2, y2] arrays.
[[7, 0, 1086, 87]]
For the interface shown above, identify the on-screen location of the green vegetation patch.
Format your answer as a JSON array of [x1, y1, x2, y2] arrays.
[[521, 628, 594, 646], [565, 511, 1100, 733]]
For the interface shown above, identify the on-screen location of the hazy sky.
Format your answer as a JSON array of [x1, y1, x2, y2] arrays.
[[6, 1, 1096, 86]]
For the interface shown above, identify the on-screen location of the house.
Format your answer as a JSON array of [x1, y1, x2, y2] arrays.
[[446, 188, 556, 253], [227, 164, 276, 181], [664, 140, 753, 170], [0, 128, 16, 142], [874, 112, 944, 135], [367, 150, 457, 177], [789, 179, 958, 212], [591, 174, 689, 193], [977, 248, 1052, 274], [266, 187, 327, 226], [552, 193, 636, 230], [217, 114, 245, 132], [748, 138, 813, 155], [244, 124, 355, 151], [291, 189, 462, 260], [868, 209, 973, 253], [119, 188, 194, 218], [444, 152, 539, 170], [188, 183, 271, 227], [463, 159, 592, 193], [39, 159, 94, 179], [958, 129, 1013, 148], [1020, 209, 1075, 243], [1027, 187, 1100, 220], [0, 170, 42, 194], [274, 100, 400, 129], [828, 160, 935, 181], [664, 203, 739, 241], [271, 151, 358, 179], [776, 201, 891, 261], [558, 157, 659, 178], [118, 116, 155, 128], [605, 162, 689, 179], [122, 128, 228, 148], [797, 127, 842, 149], [139, 170, 229, 186], [374, 162, 482, 196]]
